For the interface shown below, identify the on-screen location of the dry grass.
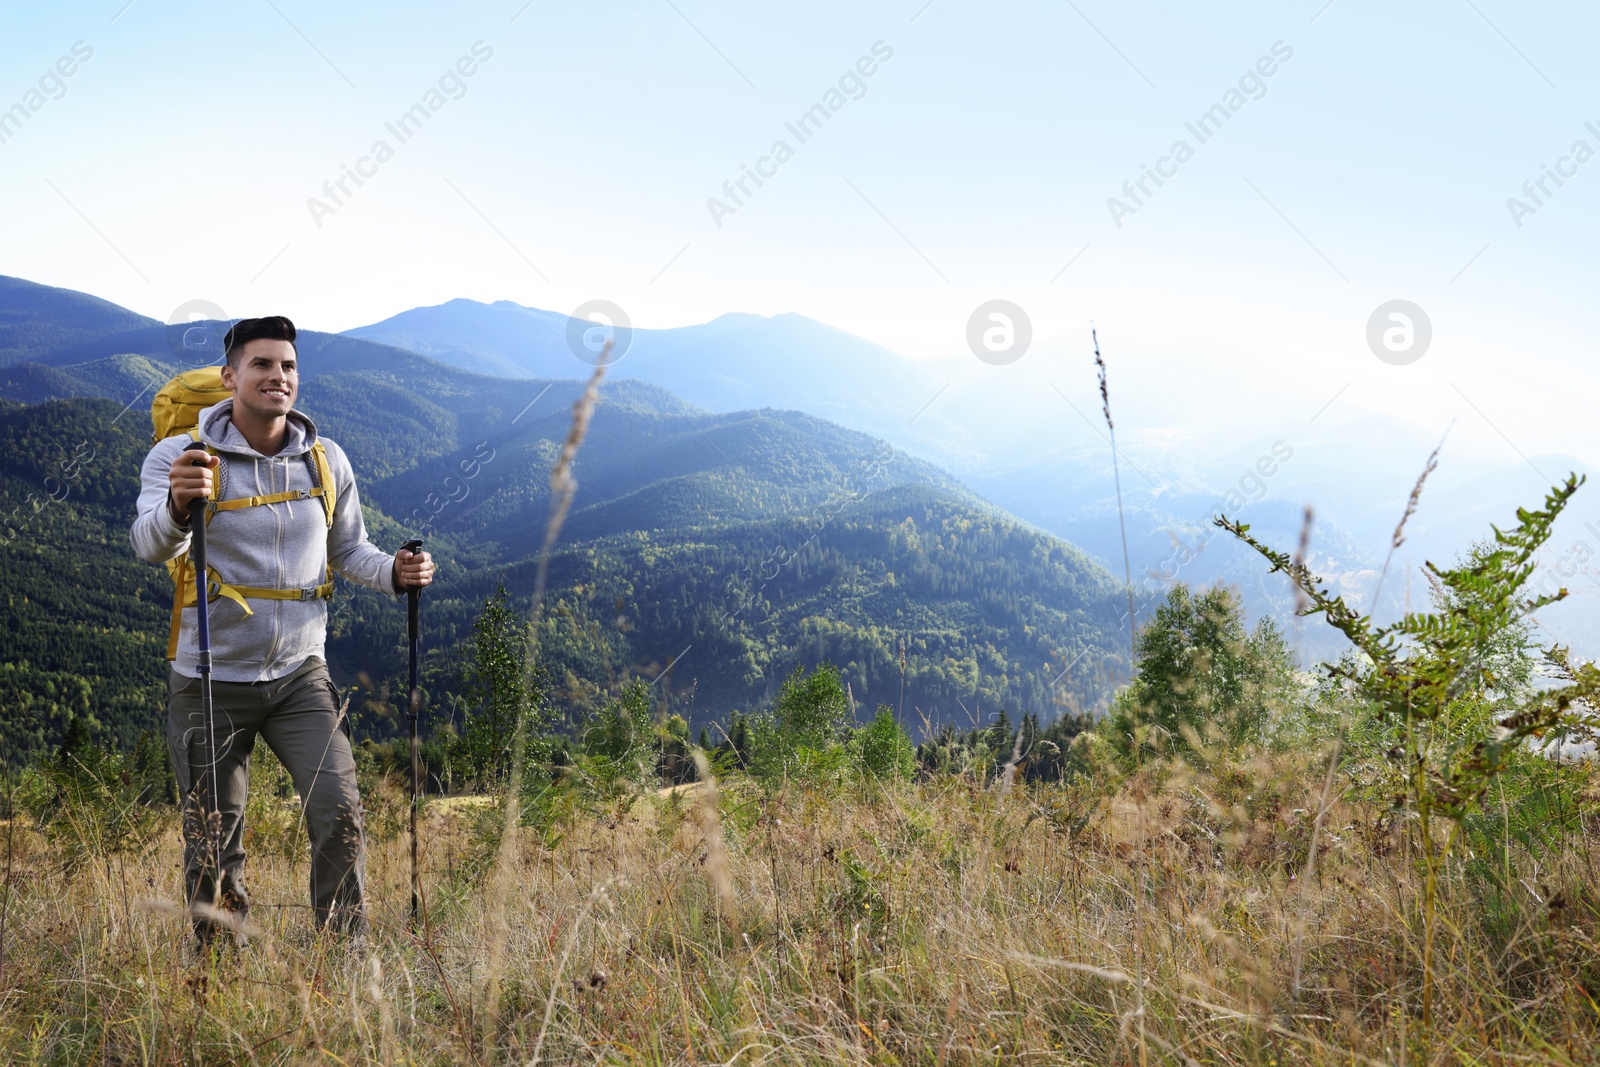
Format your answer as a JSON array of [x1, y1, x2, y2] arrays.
[[2, 749, 1599, 1065]]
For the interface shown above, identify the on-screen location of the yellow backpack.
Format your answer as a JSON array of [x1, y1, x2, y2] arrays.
[[151, 366, 234, 446], [151, 366, 338, 660]]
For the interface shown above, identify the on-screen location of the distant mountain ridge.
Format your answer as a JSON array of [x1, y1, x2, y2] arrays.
[[343, 297, 949, 440], [341, 298, 575, 378], [0, 276, 155, 366], [341, 292, 1600, 657]]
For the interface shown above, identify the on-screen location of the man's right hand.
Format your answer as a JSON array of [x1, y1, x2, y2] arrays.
[[168, 449, 220, 525]]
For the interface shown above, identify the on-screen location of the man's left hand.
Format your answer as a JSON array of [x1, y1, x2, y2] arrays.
[[393, 547, 435, 591]]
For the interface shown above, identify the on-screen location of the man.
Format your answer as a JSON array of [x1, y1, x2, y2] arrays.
[[130, 315, 434, 946]]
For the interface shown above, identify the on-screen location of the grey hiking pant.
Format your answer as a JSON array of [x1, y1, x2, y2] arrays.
[[166, 654, 366, 935]]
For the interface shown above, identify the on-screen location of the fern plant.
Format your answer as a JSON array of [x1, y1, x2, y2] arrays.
[[1216, 473, 1600, 1023]]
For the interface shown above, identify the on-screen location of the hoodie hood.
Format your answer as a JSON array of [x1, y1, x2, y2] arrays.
[[196, 399, 319, 459]]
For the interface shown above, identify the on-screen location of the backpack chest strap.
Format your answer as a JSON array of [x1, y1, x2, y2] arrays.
[[210, 485, 328, 513], [187, 431, 336, 528]]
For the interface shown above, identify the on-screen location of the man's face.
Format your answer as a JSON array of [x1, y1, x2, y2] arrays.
[[222, 339, 298, 420]]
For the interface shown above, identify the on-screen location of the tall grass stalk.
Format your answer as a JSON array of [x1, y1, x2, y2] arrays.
[[1281, 439, 1444, 1007], [0, 764, 13, 986], [482, 350, 610, 1049], [691, 750, 735, 916], [1091, 326, 1138, 666], [1368, 424, 1448, 616]]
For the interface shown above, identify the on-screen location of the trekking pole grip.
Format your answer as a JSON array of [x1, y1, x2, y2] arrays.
[[187, 453, 210, 537], [187, 456, 211, 659], [401, 537, 423, 642]]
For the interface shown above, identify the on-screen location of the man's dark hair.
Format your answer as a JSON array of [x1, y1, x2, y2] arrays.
[[223, 316, 297, 369]]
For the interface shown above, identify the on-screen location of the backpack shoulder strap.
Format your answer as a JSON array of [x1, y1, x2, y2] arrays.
[[166, 554, 188, 661], [309, 442, 336, 527], [186, 431, 225, 527], [166, 431, 218, 658]]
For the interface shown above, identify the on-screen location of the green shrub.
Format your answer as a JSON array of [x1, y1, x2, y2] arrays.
[[1096, 582, 1299, 766], [454, 586, 551, 792], [657, 713, 696, 785], [243, 737, 304, 860], [577, 680, 656, 796], [747, 664, 851, 781], [1219, 472, 1600, 1022], [22, 718, 174, 872], [854, 706, 915, 781]]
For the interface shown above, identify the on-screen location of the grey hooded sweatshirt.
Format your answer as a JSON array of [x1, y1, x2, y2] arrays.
[[131, 399, 402, 683]]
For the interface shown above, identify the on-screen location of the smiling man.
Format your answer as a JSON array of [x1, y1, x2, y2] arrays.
[[130, 315, 434, 949]]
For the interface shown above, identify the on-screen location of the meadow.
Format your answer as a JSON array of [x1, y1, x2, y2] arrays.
[[2, 725, 1597, 1066]]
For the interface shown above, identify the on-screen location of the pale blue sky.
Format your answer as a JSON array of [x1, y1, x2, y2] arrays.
[[3, 0, 1597, 467]]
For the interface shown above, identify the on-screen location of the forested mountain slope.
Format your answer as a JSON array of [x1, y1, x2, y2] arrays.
[[0, 278, 1128, 761]]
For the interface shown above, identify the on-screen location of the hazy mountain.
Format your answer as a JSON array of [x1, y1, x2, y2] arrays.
[[341, 298, 573, 378], [344, 299, 950, 442], [343, 294, 1599, 657]]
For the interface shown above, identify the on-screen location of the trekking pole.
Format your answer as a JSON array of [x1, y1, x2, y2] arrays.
[[188, 457, 224, 917], [401, 537, 424, 928]]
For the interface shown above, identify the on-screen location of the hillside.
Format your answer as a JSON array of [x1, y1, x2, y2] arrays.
[[0, 294, 1126, 760]]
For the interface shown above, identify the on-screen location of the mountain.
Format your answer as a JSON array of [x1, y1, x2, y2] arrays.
[[0, 278, 1128, 761], [344, 299, 949, 442], [341, 298, 572, 378], [343, 295, 1600, 658], [0, 276, 155, 367]]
